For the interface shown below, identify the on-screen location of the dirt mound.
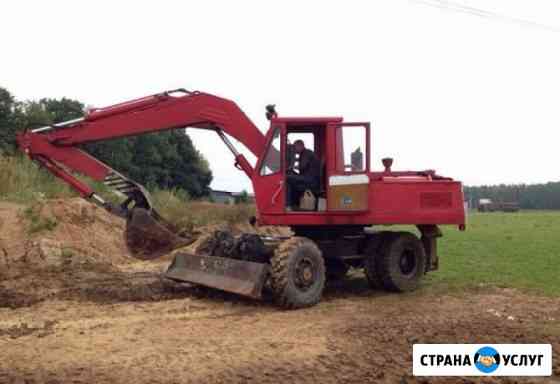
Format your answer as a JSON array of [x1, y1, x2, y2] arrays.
[[0, 202, 27, 267], [0, 198, 290, 308], [0, 198, 131, 270], [0, 198, 136, 308], [0, 199, 289, 269]]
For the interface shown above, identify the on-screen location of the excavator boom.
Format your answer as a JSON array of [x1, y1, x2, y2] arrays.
[[16, 89, 267, 259]]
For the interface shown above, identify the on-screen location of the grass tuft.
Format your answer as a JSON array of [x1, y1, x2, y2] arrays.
[[21, 202, 58, 234], [0, 155, 128, 205], [0, 156, 75, 202], [151, 188, 255, 232]]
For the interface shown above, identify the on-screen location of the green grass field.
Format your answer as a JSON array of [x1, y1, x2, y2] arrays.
[[422, 210, 560, 296]]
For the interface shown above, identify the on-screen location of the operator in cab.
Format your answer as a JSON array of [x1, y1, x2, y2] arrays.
[[286, 139, 321, 210]]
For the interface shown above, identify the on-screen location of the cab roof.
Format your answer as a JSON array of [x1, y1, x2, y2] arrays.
[[270, 117, 343, 124]]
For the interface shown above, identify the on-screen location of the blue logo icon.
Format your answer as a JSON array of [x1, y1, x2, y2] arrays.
[[474, 346, 500, 373], [342, 196, 352, 205]]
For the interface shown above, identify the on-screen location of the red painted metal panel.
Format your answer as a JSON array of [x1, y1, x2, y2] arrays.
[[253, 123, 285, 216], [257, 178, 465, 227], [47, 92, 266, 159], [18, 133, 110, 181]]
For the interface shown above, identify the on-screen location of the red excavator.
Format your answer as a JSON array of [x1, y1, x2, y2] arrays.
[[17, 88, 465, 308]]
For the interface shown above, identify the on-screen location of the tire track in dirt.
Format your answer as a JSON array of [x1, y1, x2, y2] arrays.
[[1, 278, 559, 384], [0, 196, 558, 383]]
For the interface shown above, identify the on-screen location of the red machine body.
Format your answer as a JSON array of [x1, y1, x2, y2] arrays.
[[16, 88, 466, 308], [16, 89, 465, 231], [252, 118, 465, 229]]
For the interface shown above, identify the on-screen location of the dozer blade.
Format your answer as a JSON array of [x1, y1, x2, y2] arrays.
[[126, 208, 195, 260], [164, 253, 269, 299]]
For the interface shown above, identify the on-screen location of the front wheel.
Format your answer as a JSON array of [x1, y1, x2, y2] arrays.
[[270, 237, 326, 309]]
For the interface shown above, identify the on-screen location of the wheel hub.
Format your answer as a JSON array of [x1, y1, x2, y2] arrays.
[[295, 257, 316, 290], [302, 267, 313, 281], [399, 249, 417, 277]]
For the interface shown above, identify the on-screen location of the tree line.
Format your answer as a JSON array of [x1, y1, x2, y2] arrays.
[[465, 183, 560, 210], [0, 87, 212, 198]]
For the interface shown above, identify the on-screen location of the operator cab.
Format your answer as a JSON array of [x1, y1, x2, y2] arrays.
[[254, 116, 370, 214]]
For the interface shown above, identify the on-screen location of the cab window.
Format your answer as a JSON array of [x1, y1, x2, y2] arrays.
[[286, 131, 315, 172], [336, 125, 366, 173], [260, 127, 281, 176]]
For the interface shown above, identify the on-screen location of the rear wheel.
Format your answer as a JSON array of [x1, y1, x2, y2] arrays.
[[378, 232, 426, 292], [270, 237, 325, 309], [364, 232, 396, 289]]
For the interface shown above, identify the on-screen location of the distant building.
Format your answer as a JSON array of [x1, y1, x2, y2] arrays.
[[210, 189, 255, 204], [478, 198, 520, 213], [210, 190, 235, 204], [232, 191, 255, 204]]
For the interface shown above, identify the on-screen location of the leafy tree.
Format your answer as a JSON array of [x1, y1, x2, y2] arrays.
[[0, 92, 84, 154], [19, 101, 54, 128], [87, 128, 212, 198], [235, 189, 250, 204], [40, 97, 84, 123], [0, 87, 17, 155], [0, 87, 213, 197]]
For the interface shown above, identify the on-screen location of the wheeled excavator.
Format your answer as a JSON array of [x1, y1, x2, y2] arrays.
[[17, 88, 466, 308]]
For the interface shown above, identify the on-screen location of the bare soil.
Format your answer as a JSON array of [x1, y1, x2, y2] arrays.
[[0, 200, 559, 384]]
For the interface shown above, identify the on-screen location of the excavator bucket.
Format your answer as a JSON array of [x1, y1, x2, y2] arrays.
[[164, 253, 270, 299], [125, 208, 195, 260]]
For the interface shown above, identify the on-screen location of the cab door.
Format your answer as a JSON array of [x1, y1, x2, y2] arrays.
[[327, 122, 370, 211], [252, 124, 285, 215]]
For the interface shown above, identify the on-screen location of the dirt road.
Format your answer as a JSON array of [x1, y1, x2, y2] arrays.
[[1, 260, 559, 384]]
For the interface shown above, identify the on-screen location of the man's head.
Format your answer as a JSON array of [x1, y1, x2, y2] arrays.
[[293, 139, 305, 154]]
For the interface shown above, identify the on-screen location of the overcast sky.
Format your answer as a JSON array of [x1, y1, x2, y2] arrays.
[[2, 1, 559, 192]]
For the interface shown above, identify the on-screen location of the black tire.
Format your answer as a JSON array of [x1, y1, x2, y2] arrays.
[[364, 232, 396, 289], [378, 232, 426, 292], [326, 261, 350, 281], [270, 237, 326, 309]]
